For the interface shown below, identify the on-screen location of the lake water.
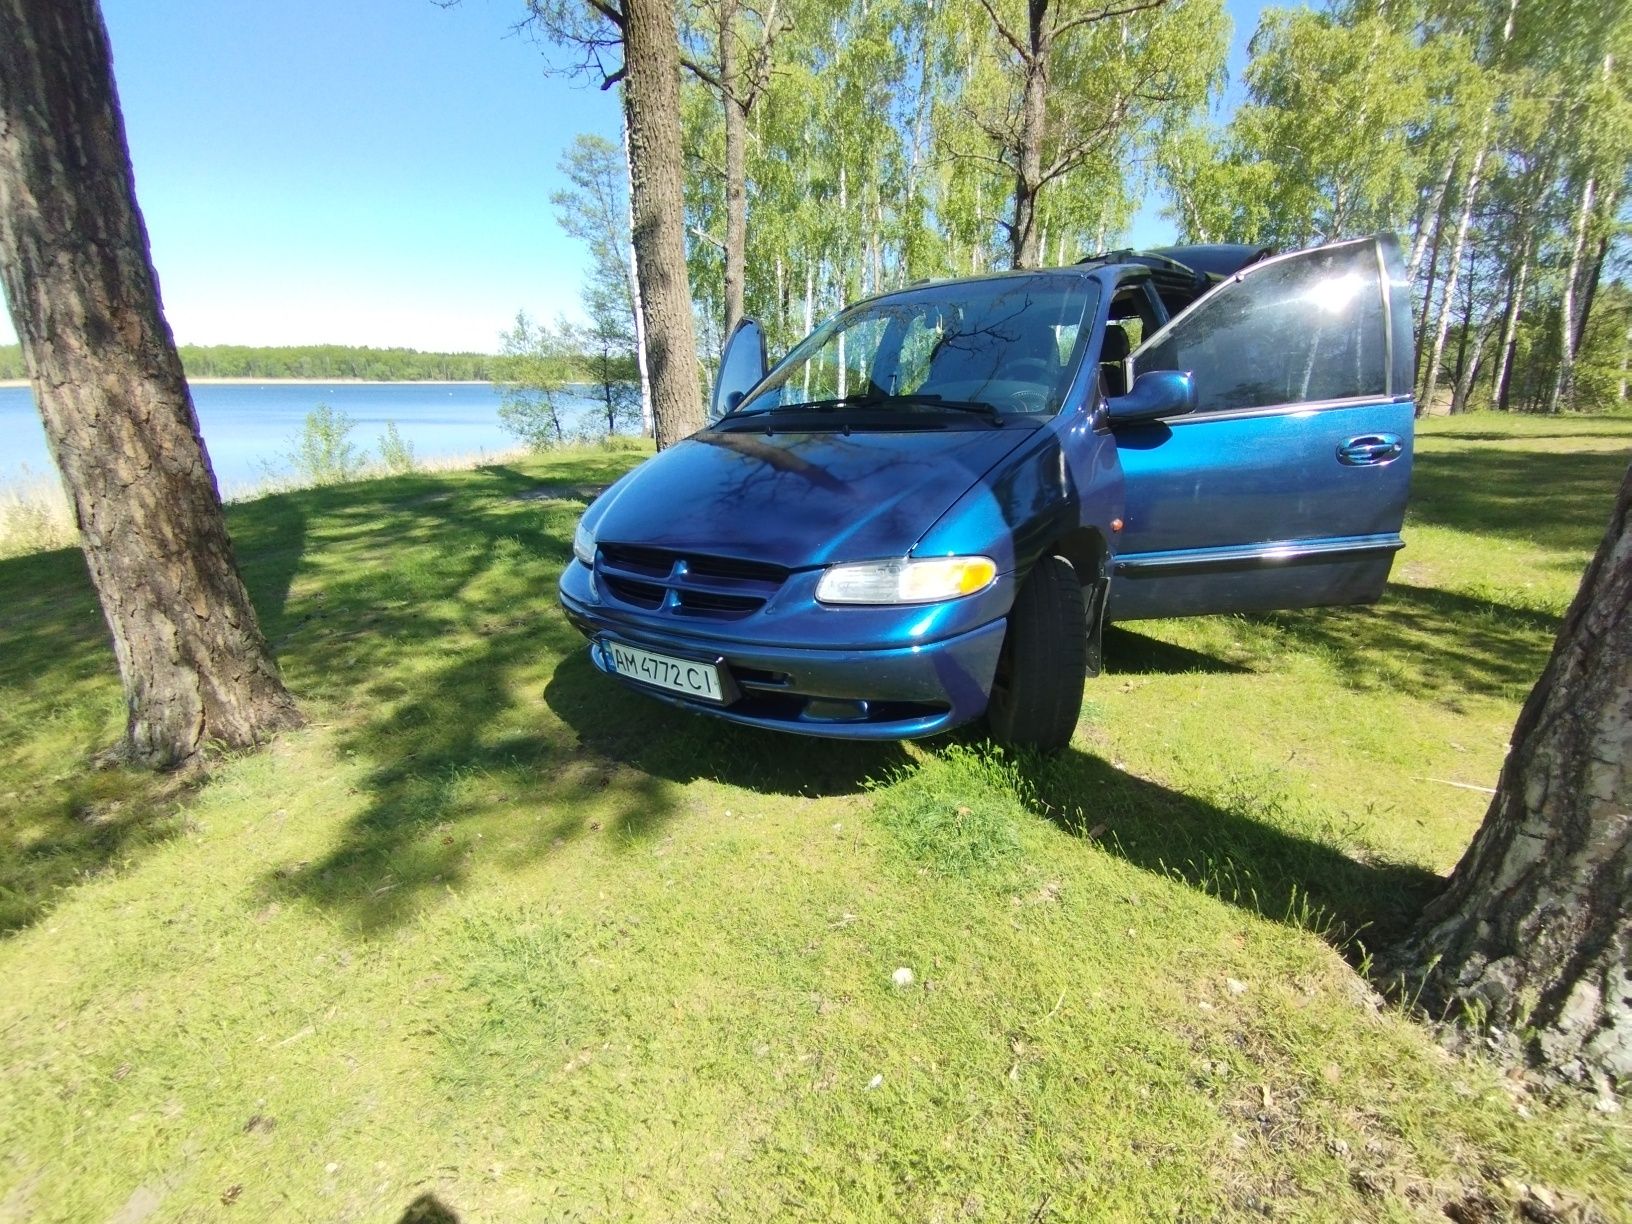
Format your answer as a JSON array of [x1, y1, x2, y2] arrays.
[[0, 381, 610, 496]]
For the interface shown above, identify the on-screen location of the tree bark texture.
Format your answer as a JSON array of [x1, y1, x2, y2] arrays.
[[1389, 461, 1632, 1085], [621, 0, 703, 449], [1010, 36, 1047, 270], [0, 0, 301, 767]]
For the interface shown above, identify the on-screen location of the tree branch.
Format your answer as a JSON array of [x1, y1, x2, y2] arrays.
[[690, 225, 727, 251], [1049, 0, 1166, 41], [977, 0, 1032, 61], [585, 0, 625, 28]]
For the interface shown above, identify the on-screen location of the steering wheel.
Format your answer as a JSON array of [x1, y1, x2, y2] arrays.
[[1007, 386, 1049, 413]]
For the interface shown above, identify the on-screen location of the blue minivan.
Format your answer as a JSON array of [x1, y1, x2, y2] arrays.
[[558, 235, 1414, 748]]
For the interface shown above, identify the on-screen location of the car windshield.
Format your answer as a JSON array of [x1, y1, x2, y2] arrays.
[[729, 275, 1098, 421]]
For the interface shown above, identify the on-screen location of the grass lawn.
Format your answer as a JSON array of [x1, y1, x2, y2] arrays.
[[2, 415, 1630, 1221]]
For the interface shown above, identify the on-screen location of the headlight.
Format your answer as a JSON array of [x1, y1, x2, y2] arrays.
[[573, 520, 596, 567], [815, 556, 997, 605]]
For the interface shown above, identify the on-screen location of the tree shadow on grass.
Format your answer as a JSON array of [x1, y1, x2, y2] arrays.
[[397, 1195, 459, 1223], [1102, 625, 1252, 675], [1409, 445, 1628, 553], [1014, 746, 1444, 954], [256, 468, 669, 934], [0, 495, 311, 934], [542, 649, 914, 800], [1252, 583, 1559, 709]]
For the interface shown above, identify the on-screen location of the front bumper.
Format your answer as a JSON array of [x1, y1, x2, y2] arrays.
[[558, 573, 1007, 740]]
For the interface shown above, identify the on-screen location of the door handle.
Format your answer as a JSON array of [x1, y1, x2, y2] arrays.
[[1337, 434, 1403, 466]]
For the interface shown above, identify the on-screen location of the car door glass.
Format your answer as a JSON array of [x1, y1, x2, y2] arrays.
[[1135, 240, 1386, 414]]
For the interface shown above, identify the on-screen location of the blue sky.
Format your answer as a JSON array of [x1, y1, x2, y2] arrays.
[[0, 0, 1271, 354]]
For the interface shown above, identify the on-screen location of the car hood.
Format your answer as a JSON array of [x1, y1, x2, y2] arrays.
[[586, 425, 1035, 567]]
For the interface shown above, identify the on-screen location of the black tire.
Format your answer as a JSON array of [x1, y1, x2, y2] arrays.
[[986, 555, 1089, 750]]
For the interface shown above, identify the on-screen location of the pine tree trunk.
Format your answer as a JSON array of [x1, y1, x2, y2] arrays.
[[1387, 461, 1632, 1086], [0, 0, 301, 768], [620, 113, 655, 437], [622, 0, 703, 448], [719, 0, 746, 339]]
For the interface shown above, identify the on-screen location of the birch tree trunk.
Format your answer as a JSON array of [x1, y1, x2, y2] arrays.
[[622, 0, 704, 448], [1619, 321, 1631, 404], [1408, 156, 1456, 283], [1388, 460, 1632, 1087], [0, 0, 301, 768], [1575, 229, 1613, 356], [1450, 321, 1491, 414], [1491, 231, 1533, 413], [1415, 180, 1450, 395], [620, 114, 654, 437], [719, 0, 746, 338], [1549, 173, 1596, 414], [1423, 136, 1489, 412]]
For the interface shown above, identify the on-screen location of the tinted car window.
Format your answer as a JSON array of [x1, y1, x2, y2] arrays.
[[1136, 240, 1386, 414]]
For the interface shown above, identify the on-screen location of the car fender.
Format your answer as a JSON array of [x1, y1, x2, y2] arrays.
[[912, 414, 1124, 584]]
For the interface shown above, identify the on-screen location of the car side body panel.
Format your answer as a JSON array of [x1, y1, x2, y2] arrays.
[[1107, 397, 1413, 619], [557, 235, 1416, 740]]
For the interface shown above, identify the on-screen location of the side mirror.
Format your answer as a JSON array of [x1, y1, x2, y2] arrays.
[[1106, 370, 1196, 426], [711, 318, 768, 419]]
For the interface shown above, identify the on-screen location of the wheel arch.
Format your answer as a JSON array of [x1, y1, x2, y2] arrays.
[[1040, 525, 1108, 585]]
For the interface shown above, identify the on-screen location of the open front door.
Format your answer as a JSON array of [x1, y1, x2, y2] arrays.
[[1107, 235, 1415, 621]]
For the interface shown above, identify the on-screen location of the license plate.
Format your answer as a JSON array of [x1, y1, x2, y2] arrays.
[[605, 642, 727, 703]]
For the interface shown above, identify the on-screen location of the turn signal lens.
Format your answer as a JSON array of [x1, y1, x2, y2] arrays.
[[816, 556, 998, 605]]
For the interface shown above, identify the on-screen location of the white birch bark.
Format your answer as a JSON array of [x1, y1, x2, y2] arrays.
[[621, 114, 655, 437]]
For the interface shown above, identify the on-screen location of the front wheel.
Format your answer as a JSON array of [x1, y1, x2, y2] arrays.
[[985, 556, 1089, 750]]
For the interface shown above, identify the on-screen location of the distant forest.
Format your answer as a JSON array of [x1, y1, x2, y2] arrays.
[[0, 343, 500, 382]]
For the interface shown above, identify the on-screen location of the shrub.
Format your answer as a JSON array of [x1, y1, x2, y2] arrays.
[[288, 404, 361, 484], [378, 420, 417, 474], [0, 467, 75, 558]]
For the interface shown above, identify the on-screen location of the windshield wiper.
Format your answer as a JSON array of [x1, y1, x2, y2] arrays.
[[753, 392, 1004, 424], [896, 393, 1006, 423]]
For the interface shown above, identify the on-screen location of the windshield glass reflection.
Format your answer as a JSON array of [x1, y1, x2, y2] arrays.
[[732, 275, 1099, 420]]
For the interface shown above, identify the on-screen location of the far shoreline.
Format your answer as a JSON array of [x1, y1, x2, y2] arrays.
[[0, 377, 492, 389]]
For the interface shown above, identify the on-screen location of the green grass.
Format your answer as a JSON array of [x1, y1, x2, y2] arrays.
[[2, 418, 1629, 1221]]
